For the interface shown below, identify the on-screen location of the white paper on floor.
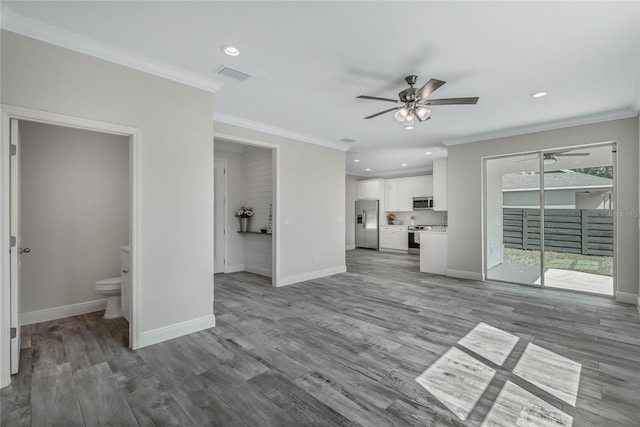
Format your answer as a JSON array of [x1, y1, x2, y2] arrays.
[[415, 347, 496, 421], [458, 322, 520, 366], [513, 343, 581, 406], [481, 380, 573, 427]]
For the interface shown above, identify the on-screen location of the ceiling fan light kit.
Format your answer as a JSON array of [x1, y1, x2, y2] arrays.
[[357, 75, 478, 126]]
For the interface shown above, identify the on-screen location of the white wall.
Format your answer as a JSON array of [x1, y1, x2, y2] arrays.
[[214, 122, 346, 285], [243, 146, 272, 276], [213, 147, 245, 272], [20, 121, 129, 314], [447, 116, 639, 300], [345, 175, 357, 249], [1, 31, 215, 339]]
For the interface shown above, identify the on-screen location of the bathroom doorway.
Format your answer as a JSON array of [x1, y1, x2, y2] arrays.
[[2, 107, 139, 382]]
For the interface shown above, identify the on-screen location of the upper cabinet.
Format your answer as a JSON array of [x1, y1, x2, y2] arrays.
[[412, 176, 433, 198], [356, 179, 382, 200], [398, 179, 413, 211], [385, 178, 413, 211], [433, 159, 448, 211]]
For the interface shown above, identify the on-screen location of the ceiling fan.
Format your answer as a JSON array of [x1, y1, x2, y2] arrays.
[[518, 151, 590, 165], [356, 75, 479, 127]]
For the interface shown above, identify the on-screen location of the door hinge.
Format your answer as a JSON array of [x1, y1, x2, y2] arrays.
[[10, 236, 16, 247], [10, 327, 17, 339], [10, 144, 17, 156]]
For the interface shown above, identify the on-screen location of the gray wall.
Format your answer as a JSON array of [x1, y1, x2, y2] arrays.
[[448, 116, 639, 301], [2, 30, 215, 334], [20, 121, 129, 314]]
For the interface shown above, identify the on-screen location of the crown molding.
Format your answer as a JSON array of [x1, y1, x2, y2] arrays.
[[350, 165, 432, 178], [213, 111, 350, 152], [443, 108, 639, 146], [0, 7, 222, 93]]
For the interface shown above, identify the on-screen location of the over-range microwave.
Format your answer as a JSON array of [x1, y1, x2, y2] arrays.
[[413, 197, 433, 210]]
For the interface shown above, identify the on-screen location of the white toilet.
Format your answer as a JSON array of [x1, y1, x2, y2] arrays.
[[95, 277, 122, 319]]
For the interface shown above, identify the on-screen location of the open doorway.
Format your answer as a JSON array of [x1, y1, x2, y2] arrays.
[[2, 107, 140, 385], [485, 143, 615, 296], [214, 137, 278, 284]]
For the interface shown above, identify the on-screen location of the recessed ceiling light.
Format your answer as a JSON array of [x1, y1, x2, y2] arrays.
[[401, 163, 408, 167], [365, 168, 371, 171], [532, 91, 547, 98], [425, 151, 432, 155], [222, 45, 240, 56], [354, 159, 360, 162]]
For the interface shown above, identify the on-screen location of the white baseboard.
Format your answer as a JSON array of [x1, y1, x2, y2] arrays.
[[276, 265, 347, 287], [245, 265, 272, 278], [225, 264, 245, 273], [380, 248, 409, 254], [615, 292, 638, 305], [446, 269, 484, 281], [21, 299, 107, 325], [346, 244, 356, 250], [137, 314, 216, 349]]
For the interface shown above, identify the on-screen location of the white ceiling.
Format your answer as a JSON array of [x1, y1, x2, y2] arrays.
[[2, 1, 639, 176]]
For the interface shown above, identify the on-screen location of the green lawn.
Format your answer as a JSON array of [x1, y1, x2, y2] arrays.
[[503, 248, 613, 276]]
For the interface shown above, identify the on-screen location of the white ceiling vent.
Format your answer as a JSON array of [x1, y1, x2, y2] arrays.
[[216, 65, 251, 82]]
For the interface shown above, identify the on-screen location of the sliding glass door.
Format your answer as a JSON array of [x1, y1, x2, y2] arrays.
[[542, 145, 614, 295], [486, 153, 542, 286], [485, 144, 615, 296]]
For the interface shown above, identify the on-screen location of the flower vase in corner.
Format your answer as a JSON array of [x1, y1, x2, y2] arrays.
[[239, 217, 248, 232]]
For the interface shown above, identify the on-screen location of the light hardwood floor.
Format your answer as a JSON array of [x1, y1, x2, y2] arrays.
[[2, 249, 639, 426]]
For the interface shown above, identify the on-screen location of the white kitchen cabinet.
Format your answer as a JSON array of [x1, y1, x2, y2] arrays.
[[357, 179, 382, 200], [412, 176, 433, 197], [384, 179, 399, 211], [380, 225, 408, 252], [384, 178, 413, 212], [433, 159, 448, 211], [398, 178, 413, 211]]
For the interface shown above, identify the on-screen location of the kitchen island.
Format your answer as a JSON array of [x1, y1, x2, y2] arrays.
[[419, 229, 448, 275]]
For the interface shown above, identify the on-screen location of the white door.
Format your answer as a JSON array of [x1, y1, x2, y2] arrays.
[[9, 119, 22, 374], [214, 159, 226, 273]]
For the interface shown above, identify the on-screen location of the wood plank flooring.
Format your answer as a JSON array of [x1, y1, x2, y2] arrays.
[[2, 249, 639, 426]]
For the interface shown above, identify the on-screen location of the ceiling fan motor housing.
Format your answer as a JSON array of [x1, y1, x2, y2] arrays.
[[399, 88, 419, 102]]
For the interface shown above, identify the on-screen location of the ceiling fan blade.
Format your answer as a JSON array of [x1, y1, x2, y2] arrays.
[[364, 107, 400, 119], [555, 152, 590, 157], [423, 97, 479, 105], [416, 78, 446, 100], [357, 95, 401, 104]]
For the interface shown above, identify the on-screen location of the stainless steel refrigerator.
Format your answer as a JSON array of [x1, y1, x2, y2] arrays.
[[355, 199, 379, 250]]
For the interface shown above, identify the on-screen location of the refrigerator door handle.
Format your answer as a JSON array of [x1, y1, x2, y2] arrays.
[[362, 210, 367, 228]]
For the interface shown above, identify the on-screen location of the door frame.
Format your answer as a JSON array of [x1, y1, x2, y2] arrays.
[[482, 141, 617, 297], [213, 132, 280, 286], [0, 105, 142, 388], [214, 158, 227, 274]]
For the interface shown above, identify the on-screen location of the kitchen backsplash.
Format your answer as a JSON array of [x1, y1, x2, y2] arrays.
[[392, 210, 447, 225]]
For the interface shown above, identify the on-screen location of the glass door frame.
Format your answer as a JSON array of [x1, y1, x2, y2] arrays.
[[482, 142, 617, 296]]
